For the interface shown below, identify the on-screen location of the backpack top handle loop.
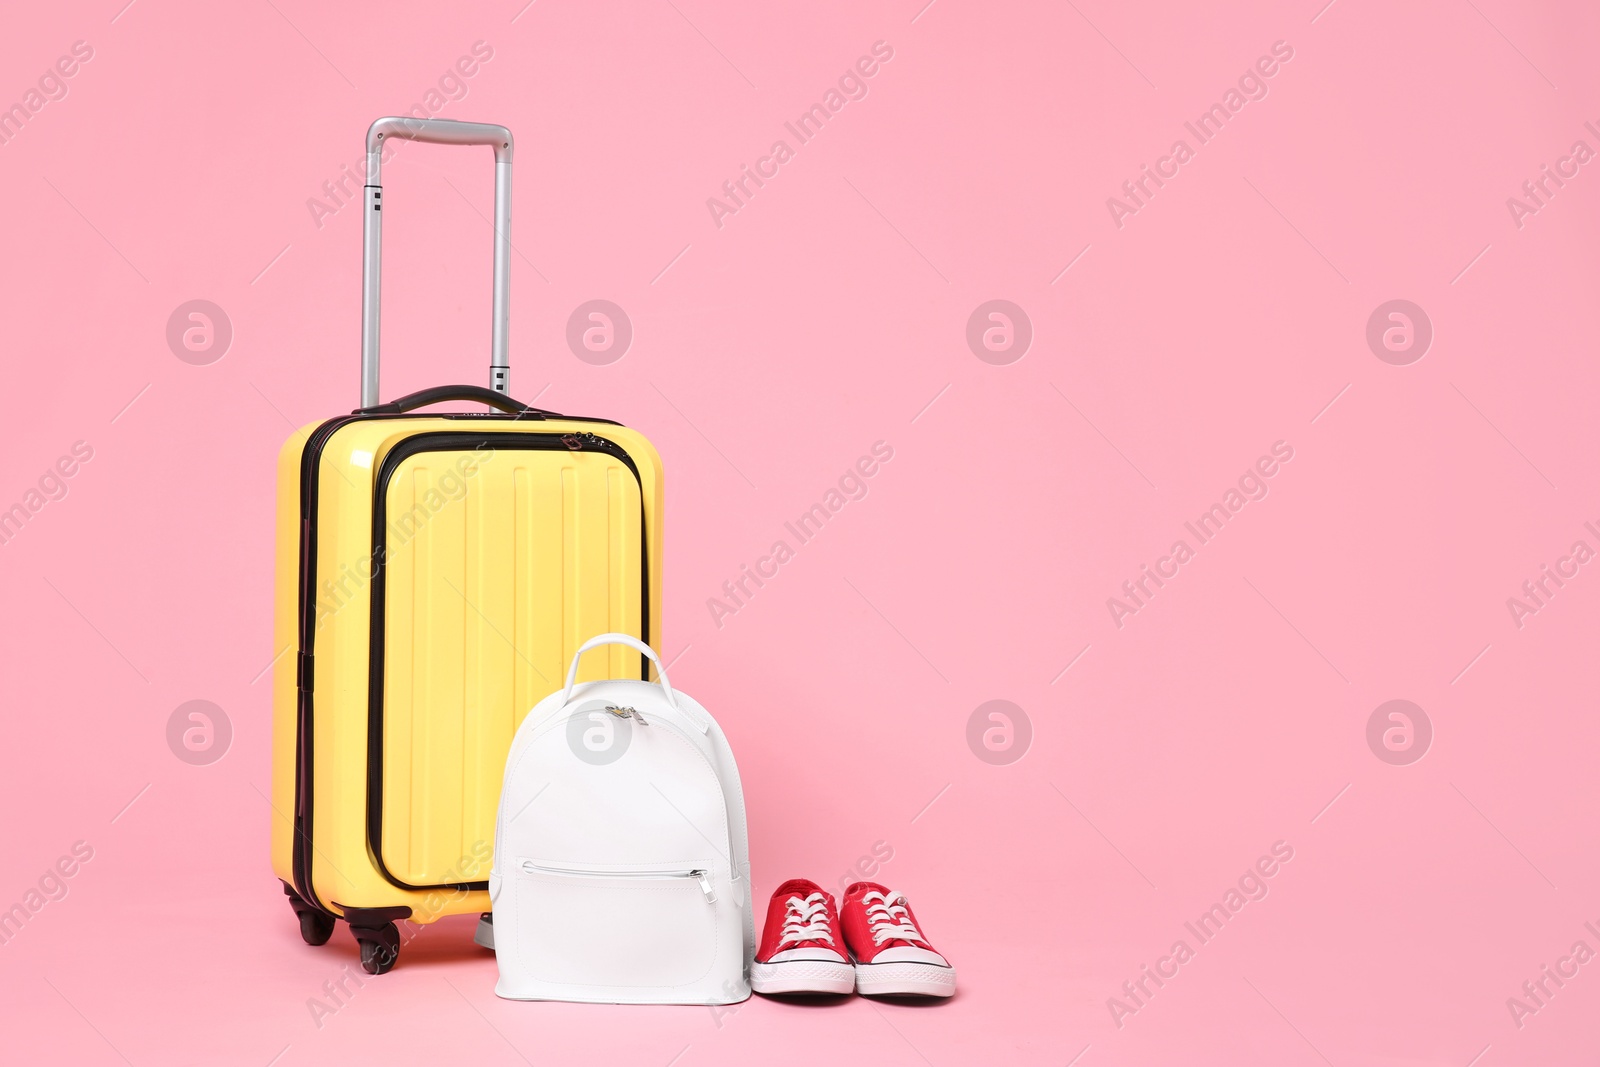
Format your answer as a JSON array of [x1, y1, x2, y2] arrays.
[[563, 633, 679, 712]]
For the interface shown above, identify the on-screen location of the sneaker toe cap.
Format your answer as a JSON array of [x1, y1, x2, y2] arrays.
[[868, 946, 949, 966], [763, 947, 849, 964]]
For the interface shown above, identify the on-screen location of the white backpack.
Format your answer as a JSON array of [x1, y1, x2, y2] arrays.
[[490, 634, 753, 1003]]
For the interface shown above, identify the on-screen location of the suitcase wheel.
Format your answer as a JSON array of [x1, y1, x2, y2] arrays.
[[297, 908, 336, 946], [355, 923, 400, 975], [283, 881, 337, 948], [287, 890, 409, 975]]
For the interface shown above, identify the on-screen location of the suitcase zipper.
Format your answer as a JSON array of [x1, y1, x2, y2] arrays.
[[518, 862, 716, 903], [289, 414, 365, 913]]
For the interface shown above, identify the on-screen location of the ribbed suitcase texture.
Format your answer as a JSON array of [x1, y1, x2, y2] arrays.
[[270, 416, 663, 967], [377, 442, 645, 887]]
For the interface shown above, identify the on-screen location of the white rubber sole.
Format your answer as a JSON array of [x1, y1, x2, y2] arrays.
[[750, 958, 856, 995], [855, 960, 957, 997], [473, 915, 495, 951]]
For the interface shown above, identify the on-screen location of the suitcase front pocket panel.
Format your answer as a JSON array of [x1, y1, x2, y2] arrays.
[[370, 433, 649, 891]]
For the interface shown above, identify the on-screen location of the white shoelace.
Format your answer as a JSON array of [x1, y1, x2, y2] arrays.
[[777, 892, 836, 948], [862, 890, 927, 946]]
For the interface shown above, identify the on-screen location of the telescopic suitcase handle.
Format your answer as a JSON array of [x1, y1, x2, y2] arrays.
[[360, 117, 514, 410]]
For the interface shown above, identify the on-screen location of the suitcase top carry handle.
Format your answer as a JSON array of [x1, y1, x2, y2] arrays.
[[563, 634, 691, 720], [361, 117, 515, 409], [356, 383, 552, 417]]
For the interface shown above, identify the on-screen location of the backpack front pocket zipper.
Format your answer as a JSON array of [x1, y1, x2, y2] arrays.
[[518, 861, 716, 902]]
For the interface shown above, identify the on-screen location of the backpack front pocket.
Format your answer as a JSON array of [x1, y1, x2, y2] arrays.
[[508, 862, 722, 990]]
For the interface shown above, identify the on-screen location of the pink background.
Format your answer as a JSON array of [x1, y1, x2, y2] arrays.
[[2, 0, 1597, 1064]]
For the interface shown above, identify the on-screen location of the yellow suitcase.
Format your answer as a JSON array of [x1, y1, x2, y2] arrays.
[[271, 118, 663, 974]]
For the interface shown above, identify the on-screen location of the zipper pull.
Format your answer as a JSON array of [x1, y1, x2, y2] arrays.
[[693, 870, 716, 903], [605, 705, 648, 726], [561, 433, 582, 451]]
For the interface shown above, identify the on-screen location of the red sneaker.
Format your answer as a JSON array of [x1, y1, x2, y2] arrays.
[[841, 882, 956, 997], [751, 879, 855, 995]]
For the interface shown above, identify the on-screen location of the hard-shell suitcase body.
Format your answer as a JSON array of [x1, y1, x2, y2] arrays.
[[270, 118, 664, 973]]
